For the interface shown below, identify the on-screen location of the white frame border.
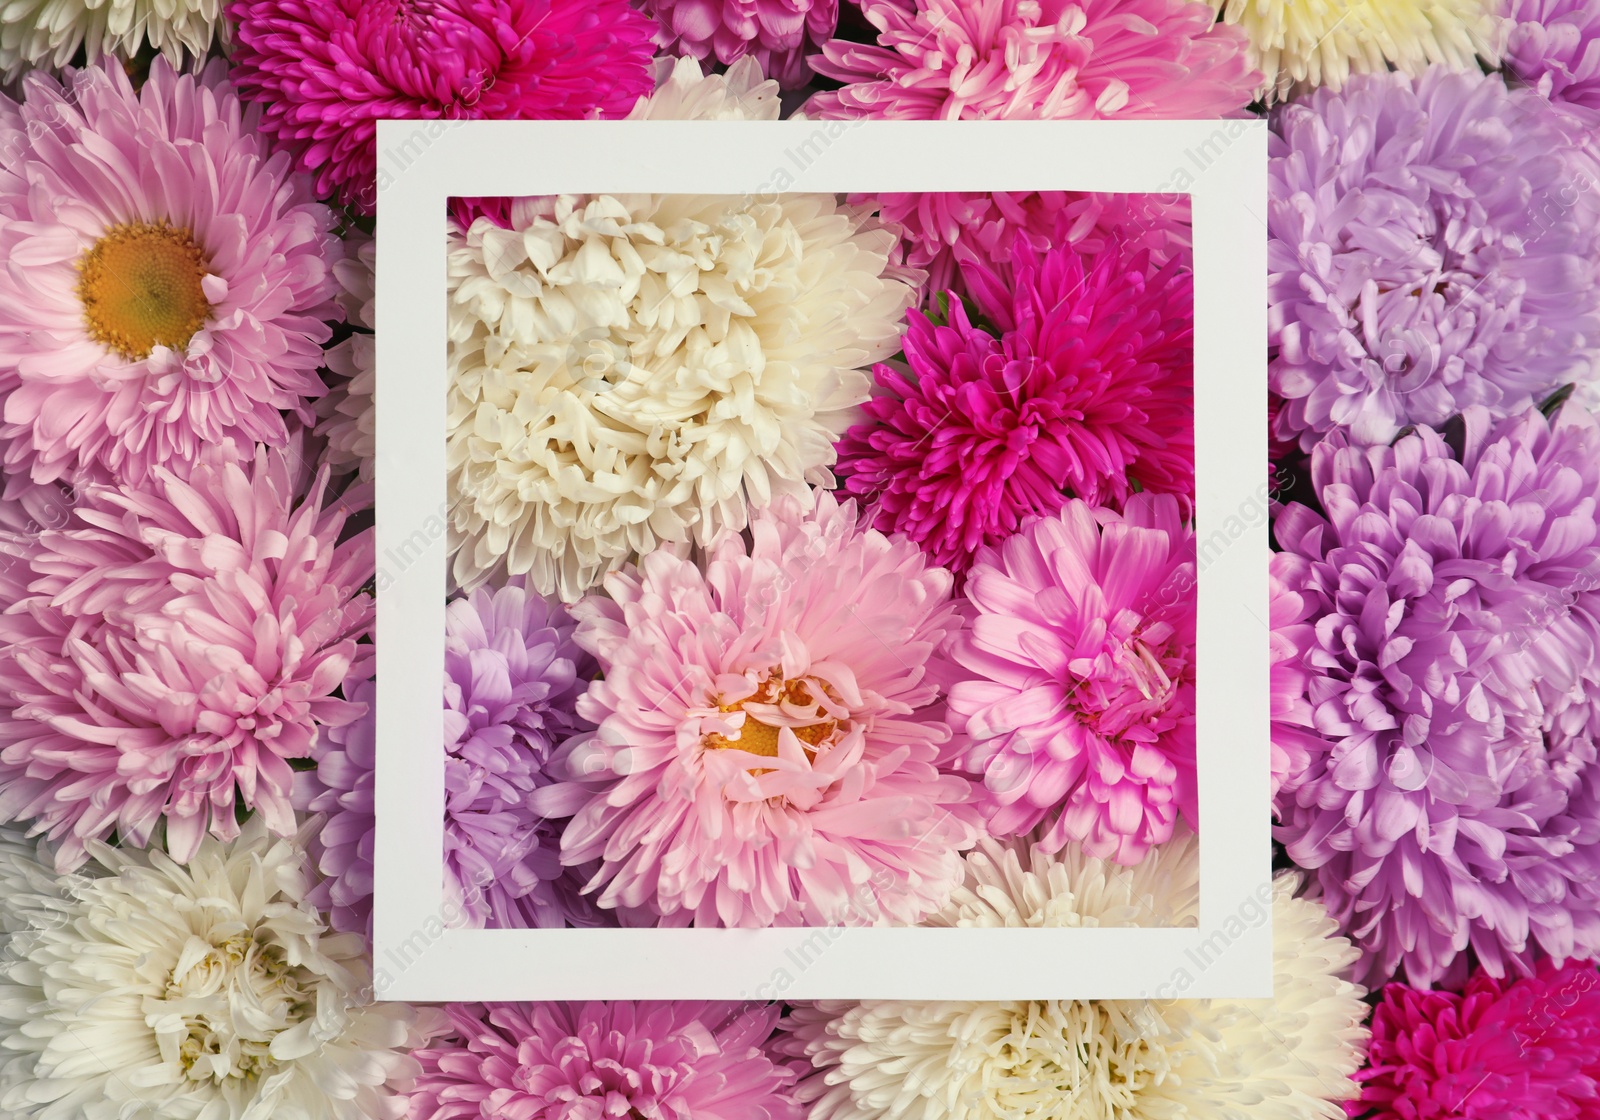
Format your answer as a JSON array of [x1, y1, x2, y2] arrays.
[[374, 119, 1270, 1001]]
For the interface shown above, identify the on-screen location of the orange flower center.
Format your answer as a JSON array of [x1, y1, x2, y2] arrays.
[[705, 676, 838, 759], [78, 221, 212, 360]]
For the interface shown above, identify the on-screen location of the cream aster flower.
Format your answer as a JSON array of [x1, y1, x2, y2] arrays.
[[1212, 0, 1503, 102], [629, 55, 783, 120], [316, 233, 376, 481], [0, 0, 223, 79], [447, 192, 914, 599], [926, 827, 1198, 929], [780, 872, 1370, 1120], [0, 819, 438, 1120]]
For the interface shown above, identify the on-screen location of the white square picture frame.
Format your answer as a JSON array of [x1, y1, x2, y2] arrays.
[[374, 119, 1270, 1001]]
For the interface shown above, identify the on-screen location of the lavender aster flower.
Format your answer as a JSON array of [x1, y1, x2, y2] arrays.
[[1273, 403, 1600, 986], [1269, 68, 1600, 450], [443, 583, 598, 928], [1505, 0, 1600, 113]]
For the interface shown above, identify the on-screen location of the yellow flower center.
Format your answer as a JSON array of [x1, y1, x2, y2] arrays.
[[78, 221, 212, 360], [705, 676, 838, 758]]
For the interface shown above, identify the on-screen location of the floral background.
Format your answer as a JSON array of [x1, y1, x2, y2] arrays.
[[0, 1, 1595, 1118]]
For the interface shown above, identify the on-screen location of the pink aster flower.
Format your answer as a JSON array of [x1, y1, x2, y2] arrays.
[[1356, 961, 1600, 1120], [535, 489, 982, 927], [0, 60, 340, 491], [641, 0, 837, 88], [948, 495, 1197, 864], [866, 190, 1192, 300], [837, 230, 1194, 574], [406, 1001, 802, 1120], [228, 0, 657, 213], [0, 451, 371, 872], [808, 0, 1258, 119], [1269, 554, 1320, 803]]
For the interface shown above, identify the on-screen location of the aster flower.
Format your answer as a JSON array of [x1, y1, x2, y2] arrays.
[[837, 233, 1193, 574], [947, 495, 1196, 864], [0, 60, 341, 490], [442, 582, 597, 929], [1355, 960, 1600, 1120], [807, 0, 1258, 120], [0, 450, 372, 872], [316, 233, 376, 482], [1214, 0, 1501, 103], [0, 0, 222, 80], [632, 55, 784, 120], [1273, 404, 1600, 986], [779, 872, 1369, 1120], [535, 489, 981, 927], [1269, 67, 1600, 451], [447, 192, 914, 601], [0, 819, 436, 1120], [297, 675, 379, 936], [406, 1001, 801, 1120], [1504, 0, 1600, 112], [926, 824, 1199, 929], [1270, 554, 1320, 802], [640, 0, 837, 88], [866, 190, 1192, 301], [227, 0, 656, 213]]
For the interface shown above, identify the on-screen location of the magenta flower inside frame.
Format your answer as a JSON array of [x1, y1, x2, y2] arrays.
[[373, 119, 1269, 1001]]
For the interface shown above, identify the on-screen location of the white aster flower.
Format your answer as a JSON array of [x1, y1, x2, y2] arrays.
[[1212, 0, 1503, 103], [926, 827, 1198, 929], [629, 56, 783, 120], [0, 818, 438, 1120], [781, 871, 1370, 1120], [0, 0, 223, 79], [316, 233, 376, 481], [447, 192, 914, 600]]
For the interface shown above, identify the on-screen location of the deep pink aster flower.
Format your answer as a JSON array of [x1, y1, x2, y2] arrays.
[[865, 190, 1192, 300], [808, 0, 1258, 119], [641, 0, 837, 88], [1505, 0, 1600, 113], [227, 0, 657, 213], [1269, 68, 1600, 450], [1274, 404, 1600, 986], [1355, 961, 1600, 1119], [0, 59, 340, 491], [948, 494, 1197, 864], [836, 231, 1193, 574], [406, 1001, 802, 1120], [534, 488, 982, 927], [0, 451, 371, 872]]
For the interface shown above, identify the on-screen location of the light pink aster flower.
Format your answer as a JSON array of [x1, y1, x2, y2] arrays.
[[641, 0, 838, 88], [808, 0, 1259, 119], [949, 495, 1197, 864], [0, 451, 371, 872], [866, 190, 1192, 300], [536, 489, 982, 927], [0, 60, 341, 492]]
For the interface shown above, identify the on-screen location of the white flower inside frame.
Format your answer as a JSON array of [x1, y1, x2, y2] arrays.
[[374, 119, 1269, 1001]]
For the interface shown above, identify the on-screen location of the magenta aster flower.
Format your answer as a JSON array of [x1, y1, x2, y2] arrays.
[[1505, 0, 1600, 113], [442, 583, 599, 929], [837, 232, 1193, 574], [1273, 404, 1600, 986], [0, 60, 340, 491], [0, 452, 371, 872], [866, 190, 1192, 300], [808, 0, 1258, 119], [536, 489, 982, 927], [640, 0, 837, 88], [1269, 68, 1600, 450], [406, 1001, 801, 1120], [227, 0, 657, 213], [1356, 961, 1600, 1120], [948, 495, 1197, 864]]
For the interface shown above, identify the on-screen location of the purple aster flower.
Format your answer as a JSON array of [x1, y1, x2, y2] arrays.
[[639, 0, 837, 88], [1505, 0, 1600, 114], [1269, 68, 1600, 450], [442, 583, 599, 929], [1273, 403, 1600, 986]]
